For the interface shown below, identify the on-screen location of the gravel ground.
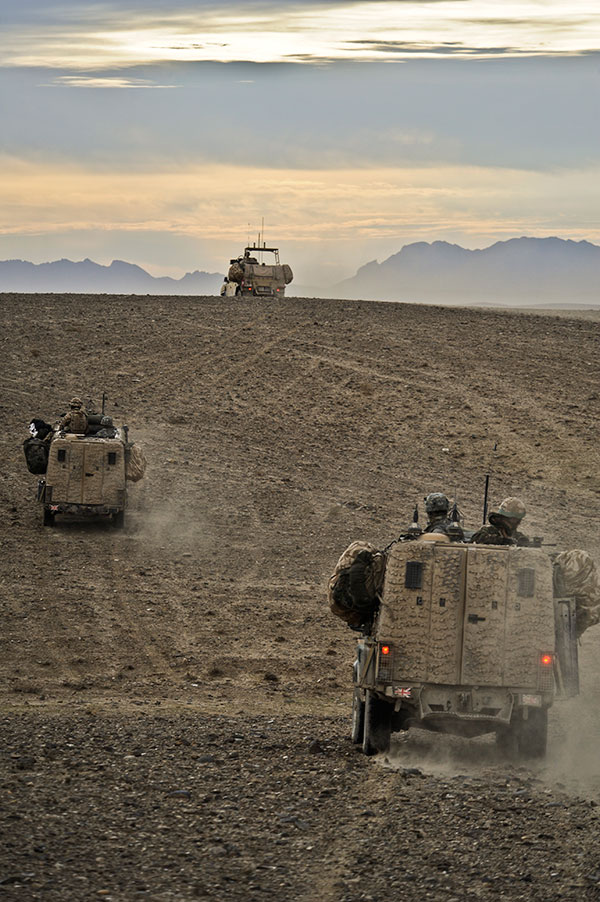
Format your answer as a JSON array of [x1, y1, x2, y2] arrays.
[[2, 710, 600, 901], [1, 293, 599, 900]]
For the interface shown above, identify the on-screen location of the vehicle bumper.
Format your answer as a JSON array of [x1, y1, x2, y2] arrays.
[[42, 503, 123, 517]]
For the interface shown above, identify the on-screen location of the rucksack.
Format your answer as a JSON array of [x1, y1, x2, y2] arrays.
[[328, 541, 387, 627]]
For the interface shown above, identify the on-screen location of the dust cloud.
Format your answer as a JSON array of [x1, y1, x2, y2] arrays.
[[545, 636, 600, 800]]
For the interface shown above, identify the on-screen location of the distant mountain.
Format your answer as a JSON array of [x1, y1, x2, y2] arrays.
[[0, 258, 224, 295], [331, 237, 600, 305]]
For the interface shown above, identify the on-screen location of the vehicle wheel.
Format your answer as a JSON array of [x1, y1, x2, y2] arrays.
[[517, 708, 548, 759], [495, 725, 518, 758], [362, 690, 392, 756], [43, 508, 55, 527], [113, 510, 125, 529], [351, 689, 365, 744]]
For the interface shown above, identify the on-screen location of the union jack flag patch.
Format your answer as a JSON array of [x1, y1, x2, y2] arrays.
[[394, 687, 412, 698]]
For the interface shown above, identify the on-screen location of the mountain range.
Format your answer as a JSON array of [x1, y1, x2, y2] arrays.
[[329, 237, 600, 305], [1, 237, 599, 305], [0, 258, 223, 296]]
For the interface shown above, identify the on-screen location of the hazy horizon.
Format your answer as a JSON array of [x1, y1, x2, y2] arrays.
[[2, 1, 600, 284]]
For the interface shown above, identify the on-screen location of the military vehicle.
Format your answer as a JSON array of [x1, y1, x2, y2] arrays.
[[351, 538, 579, 758], [24, 408, 146, 528], [222, 243, 293, 298]]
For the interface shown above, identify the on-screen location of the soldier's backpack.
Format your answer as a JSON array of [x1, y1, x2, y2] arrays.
[[23, 437, 49, 475], [125, 443, 147, 482], [328, 541, 387, 627], [554, 549, 600, 637]]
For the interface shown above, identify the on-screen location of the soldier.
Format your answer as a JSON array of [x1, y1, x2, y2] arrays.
[[58, 397, 88, 435], [423, 493, 464, 541], [470, 496, 529, 546]]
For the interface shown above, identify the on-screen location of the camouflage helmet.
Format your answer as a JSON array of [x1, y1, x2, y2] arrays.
[[69, 397, 83, 408], [494, 497, 526, 521], [424, 492, 450, 514]]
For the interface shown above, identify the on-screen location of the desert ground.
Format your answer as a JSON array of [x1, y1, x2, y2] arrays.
[[1, 292, 600, 900]]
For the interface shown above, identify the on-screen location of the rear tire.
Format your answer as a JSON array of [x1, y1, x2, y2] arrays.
[[113, 510, 125, 529], [496, 708, 548, 760], [351, 689, 365, 744], [43, 508, 55, 527], [362, 690, 392, 756], [517, 707, 548, 759]]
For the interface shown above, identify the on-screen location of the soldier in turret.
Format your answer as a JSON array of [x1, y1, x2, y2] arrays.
[[58, 397, 88, 434], [422, 492, 464, 541], [470, 496, 529, 546]]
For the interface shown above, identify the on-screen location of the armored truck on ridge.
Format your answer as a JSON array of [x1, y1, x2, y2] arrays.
[[351, 538, 579, 758], [221, 243, 293, 298]]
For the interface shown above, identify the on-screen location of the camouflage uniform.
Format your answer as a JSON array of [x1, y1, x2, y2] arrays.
[[423, 493, 464, 542], [423, 514, 464, 542], [59, 397, 88, 434], [471, 497, 529, 547]]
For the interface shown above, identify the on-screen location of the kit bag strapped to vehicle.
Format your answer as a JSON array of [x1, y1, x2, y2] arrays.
[[328, 540, 387, 627], [23, 436, 49, 475], [554, 549, 600, 637], [124, 443, 147, 482]]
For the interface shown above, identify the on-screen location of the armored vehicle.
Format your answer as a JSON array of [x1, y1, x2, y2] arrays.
[[35, 423, 143, 528], [351, 539, 579, 758], [223, 243, 293, 298]]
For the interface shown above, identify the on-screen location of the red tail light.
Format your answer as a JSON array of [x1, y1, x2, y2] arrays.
[[540, 653, 553, 666], [381, 645, 390, 656]]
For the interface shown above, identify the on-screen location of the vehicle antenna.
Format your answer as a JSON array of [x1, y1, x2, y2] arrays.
[[102, 392, 106, 415], [450, 487, 460, 523], [482, 442, 498, 525]]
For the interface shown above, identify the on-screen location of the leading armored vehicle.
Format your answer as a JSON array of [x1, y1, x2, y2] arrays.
[[221, 243, 293, 298]]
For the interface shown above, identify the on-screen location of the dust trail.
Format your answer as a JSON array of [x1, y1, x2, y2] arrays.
[[379, 728, 507, 780], [131, 497, 217, 557], [543, 635, 600, 800]]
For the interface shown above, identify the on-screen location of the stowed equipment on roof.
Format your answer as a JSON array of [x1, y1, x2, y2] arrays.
[[328, 493, 600, 640]]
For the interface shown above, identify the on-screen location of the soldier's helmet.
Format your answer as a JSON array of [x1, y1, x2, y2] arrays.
[[69, 397, 83, 409], [424, 492, 450, 514], [495, 497, 526, 520]]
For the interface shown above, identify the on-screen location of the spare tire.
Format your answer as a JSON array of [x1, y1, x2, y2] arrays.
[[282, 263, 293, 285]]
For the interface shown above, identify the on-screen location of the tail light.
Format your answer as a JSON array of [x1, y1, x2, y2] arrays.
[[377, 642, 394, 681], [538, 652, 554, 691]]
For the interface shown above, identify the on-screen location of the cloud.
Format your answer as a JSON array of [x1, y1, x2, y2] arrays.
[[3, 56, 600, 173], [46, 75, 178, 89], [1, 1, 599, 68]]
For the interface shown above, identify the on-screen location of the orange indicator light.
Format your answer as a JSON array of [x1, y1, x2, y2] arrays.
[[381, 645, 390, 656], [541, 654, 553, 666]]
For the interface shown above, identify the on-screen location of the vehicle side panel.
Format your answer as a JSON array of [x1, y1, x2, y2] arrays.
[[378, 542, 434, 678]]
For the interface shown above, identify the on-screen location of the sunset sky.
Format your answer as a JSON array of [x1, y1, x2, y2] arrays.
[[1, 1, 599, 283]]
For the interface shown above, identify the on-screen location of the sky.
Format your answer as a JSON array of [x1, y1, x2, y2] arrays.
[[1, 0, 600, 284]]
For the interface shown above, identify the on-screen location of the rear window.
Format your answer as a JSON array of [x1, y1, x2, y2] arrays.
[[517, 568, 535, 597], [405, 561, 424, 590], [57, 449, 66, 462], [108, 451, 117, 465]]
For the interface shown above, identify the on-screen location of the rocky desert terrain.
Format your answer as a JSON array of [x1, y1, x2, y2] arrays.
[[1, 292, 599, 900]]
